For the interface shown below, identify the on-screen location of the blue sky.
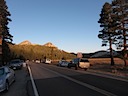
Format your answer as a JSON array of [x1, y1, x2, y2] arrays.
[[6, 0, 112, 53]]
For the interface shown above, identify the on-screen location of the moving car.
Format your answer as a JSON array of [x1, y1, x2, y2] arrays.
[[9, 59, 23, 70], [68, 58, 90, 70], [58, 60, 69, 67], [0, 66, 15, 92]]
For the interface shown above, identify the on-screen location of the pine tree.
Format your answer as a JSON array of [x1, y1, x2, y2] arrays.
[[98, 2, 116, 66], [112, 0, 128, 66], [0, 0, 13, 65]]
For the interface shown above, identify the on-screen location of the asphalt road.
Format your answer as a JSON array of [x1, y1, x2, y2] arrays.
[[29, 62, 128, 96]]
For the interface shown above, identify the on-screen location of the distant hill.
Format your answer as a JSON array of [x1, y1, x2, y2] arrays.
[[18, 41, 120, 58], [90, 50, 119, 58], [18, 40, 57, 48]]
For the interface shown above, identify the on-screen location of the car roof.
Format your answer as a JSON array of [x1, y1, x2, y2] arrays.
[[0, 66, 9, 69]]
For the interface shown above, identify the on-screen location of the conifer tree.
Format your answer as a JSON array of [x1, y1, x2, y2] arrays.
[[0, 0, 13, 65], [112, 0, 128, 66], [98, 2, 116, 66]]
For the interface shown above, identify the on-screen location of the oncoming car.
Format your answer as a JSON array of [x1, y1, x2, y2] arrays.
[[0, 66, 15, 92]]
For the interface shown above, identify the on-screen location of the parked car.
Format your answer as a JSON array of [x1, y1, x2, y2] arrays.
[[0, 66, 15, 92], [21, 60, 27, 67], [35, 59, 41, 63], [68, 58, 90, 70], [45, 59, 52, 64], [58, 60, 65, 66], [58, 60, 69, 67], [9, 59, 23, 70]]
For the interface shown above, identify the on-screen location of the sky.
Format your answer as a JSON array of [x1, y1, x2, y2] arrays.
[[6, 0, 112, 53]]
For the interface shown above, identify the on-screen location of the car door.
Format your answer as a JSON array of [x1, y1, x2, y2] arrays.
[[5, 67, 14, 85]]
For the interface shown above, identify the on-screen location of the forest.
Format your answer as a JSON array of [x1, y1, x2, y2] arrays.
[[8, 44, 76, 62]]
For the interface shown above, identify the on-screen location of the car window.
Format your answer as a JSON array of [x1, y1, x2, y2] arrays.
[[10, 60, 20, 64], [0, 68, 4, 76], [4, 67, 10, 73]]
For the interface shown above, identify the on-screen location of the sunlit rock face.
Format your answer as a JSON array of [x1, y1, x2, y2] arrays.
[[43, 42, 57, 48]]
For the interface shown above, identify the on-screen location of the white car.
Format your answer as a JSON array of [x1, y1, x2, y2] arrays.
[[45, 59, 51, 64]]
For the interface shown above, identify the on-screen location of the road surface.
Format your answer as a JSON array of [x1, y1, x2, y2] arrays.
[[29, 62, 128, 96]]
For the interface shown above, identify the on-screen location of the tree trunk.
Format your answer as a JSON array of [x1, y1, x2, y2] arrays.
[[124, 53, 128, 66], [123, 29, 128, 66], [109, 39, 115, 66]]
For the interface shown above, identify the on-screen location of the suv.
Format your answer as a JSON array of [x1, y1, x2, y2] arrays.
[[68, 58, 90, 70], [9, 59, 23, 70]]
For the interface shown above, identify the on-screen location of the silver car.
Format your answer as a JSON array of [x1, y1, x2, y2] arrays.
[[0, 66, 15, 92], [58, 60, 69, 67]]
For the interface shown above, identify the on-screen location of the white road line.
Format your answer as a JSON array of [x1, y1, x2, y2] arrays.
[[28, 65, 39, 96], [41, 66, 117, 96]]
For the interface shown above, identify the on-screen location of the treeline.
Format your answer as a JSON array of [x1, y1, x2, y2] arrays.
[[9, 44, 76, 61]]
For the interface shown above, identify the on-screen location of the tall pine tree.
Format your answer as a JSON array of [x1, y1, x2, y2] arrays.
[[98, 2, 117, 66], [112, 0, 128, 66], [0, 0, 13, 66]]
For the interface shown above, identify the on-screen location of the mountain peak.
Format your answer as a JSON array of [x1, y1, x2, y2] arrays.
[[43, 42, 57, 48], [18, 40, 32, 45]]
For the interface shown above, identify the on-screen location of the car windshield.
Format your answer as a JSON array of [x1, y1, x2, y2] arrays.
[[0, 68, 4, 76], [10, 60, 20, 64]]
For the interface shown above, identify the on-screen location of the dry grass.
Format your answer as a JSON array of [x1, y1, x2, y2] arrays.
[[88, 58, 124, 65], [88, 58, 128, 76]]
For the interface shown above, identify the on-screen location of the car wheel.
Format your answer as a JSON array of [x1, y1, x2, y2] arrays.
[[5, 82, 9, 92], [67, 65, 71, 68], [75, 65, 78, 70], [13, 74, 16, 82]]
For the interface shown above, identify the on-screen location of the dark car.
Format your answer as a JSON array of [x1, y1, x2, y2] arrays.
[[68, 58, 90, 70], [9, 59, 23, 70], [0, 66, 15, 92]]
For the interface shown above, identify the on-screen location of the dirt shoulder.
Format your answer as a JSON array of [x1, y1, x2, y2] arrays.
[[88, 63, 128, 80]]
